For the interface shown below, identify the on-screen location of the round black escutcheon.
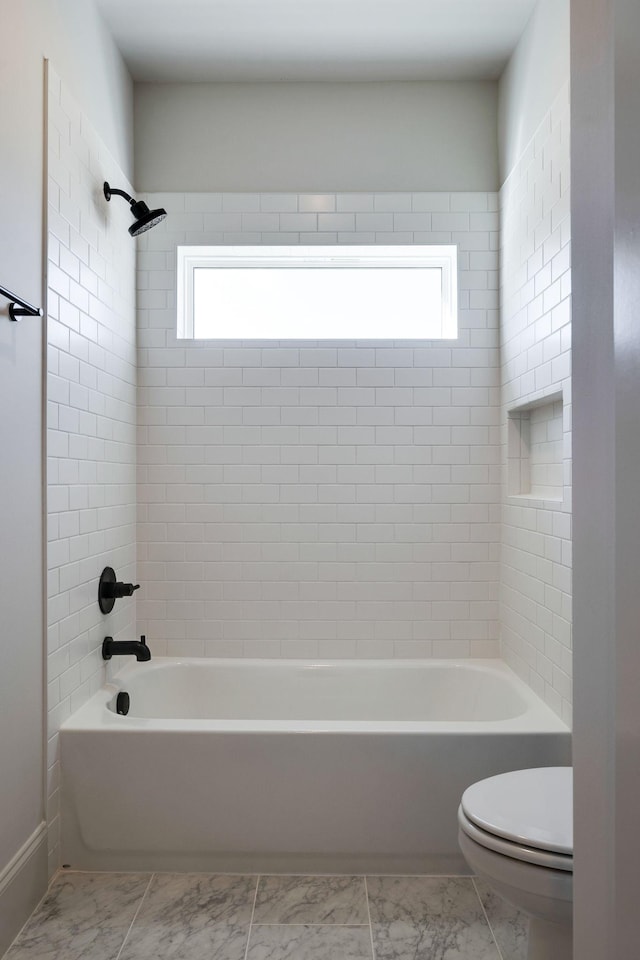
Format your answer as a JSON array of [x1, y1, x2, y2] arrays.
[[98, 566, 117, 614]]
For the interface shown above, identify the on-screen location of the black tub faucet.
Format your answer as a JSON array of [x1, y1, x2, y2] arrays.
[[102, 635, 151, 662]]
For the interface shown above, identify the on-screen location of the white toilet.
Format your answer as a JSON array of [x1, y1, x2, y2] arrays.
[[458, 767, 573, 960]]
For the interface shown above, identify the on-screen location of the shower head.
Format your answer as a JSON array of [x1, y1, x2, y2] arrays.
[[128, 199, 168, 237], [103, 182, 167, 236]]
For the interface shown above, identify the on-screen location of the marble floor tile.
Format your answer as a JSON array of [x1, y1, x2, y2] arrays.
[[253, 875, 368, 924], [246, 924, 373, 960], [5, 872, 150, 960], [473, 878, 528, 960], [367, 876, 501, 960], [118, 874, 257, 960]]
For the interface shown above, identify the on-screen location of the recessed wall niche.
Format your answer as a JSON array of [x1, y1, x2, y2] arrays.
[[508, 392, 564, 502]]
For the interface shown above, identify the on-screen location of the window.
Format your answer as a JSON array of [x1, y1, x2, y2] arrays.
[[177, 245, 457, 340]]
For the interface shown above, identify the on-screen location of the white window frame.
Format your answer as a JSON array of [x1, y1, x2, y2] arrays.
[[176, 245, 458, 340]]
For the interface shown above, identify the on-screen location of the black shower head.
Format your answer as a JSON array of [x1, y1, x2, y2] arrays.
[[128, 199, 168, 237], [103, 182, 167, 237]]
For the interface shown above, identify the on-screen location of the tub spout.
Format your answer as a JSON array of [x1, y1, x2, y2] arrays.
[[102, 635, 151, 662]]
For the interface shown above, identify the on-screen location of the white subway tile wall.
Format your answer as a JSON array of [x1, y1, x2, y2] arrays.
[[46, 69, 137, 873], [136, 192, 501, 660], [500, 84, 572, 723]]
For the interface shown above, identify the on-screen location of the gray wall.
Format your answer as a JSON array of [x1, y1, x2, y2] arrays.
[[572, 0, 640, 953], [134, 80, 498, 193], [498, 0, 570, 182], [0, 0, 132, 951]]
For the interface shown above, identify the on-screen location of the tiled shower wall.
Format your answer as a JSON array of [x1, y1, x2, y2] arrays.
[[136, 192, 501, 659], [46, 69, 137, 871], [499, 84, 572, 723]]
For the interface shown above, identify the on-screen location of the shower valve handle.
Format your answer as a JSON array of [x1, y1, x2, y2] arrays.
[[98, 566, 140, 614], [112, 581, 140, 598]]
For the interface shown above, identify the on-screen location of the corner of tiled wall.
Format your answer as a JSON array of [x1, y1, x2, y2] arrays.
[[499, 83, 572, 724], [46, 66, 137, 874]]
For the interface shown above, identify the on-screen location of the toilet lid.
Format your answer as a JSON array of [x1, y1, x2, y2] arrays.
[[461, 767, 572, 855]]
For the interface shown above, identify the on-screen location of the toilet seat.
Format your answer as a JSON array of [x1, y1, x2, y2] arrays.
[[458, 806, 573, 872], [459, 767, 573, 872]]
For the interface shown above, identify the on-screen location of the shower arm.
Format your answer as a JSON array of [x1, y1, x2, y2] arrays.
[[103, 183, 134, 205]]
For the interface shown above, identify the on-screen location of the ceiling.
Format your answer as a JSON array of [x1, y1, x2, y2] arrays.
[[96, 0, 538, 83]]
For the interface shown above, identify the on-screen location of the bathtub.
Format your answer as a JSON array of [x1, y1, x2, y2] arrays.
[[60, 658, 570, 874]]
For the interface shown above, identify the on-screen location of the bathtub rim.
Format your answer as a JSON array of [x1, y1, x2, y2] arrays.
[[61, 657, 569, 736]]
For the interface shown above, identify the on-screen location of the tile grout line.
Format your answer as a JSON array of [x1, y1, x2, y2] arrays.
[[243, 874, 260, 960], [471, 877, 506, 960], [114, 873, 155, 960], [251, 922, 371, 927], [363, 876, 376, 960]]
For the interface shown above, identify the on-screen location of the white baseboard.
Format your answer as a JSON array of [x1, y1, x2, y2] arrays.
[[0, 823, 48, 958]]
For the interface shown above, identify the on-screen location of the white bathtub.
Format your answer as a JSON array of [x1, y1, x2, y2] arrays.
[[61, 658, 570, 874]]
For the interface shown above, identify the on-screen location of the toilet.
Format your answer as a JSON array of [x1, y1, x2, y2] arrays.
[[458, 767, 573, 960]]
